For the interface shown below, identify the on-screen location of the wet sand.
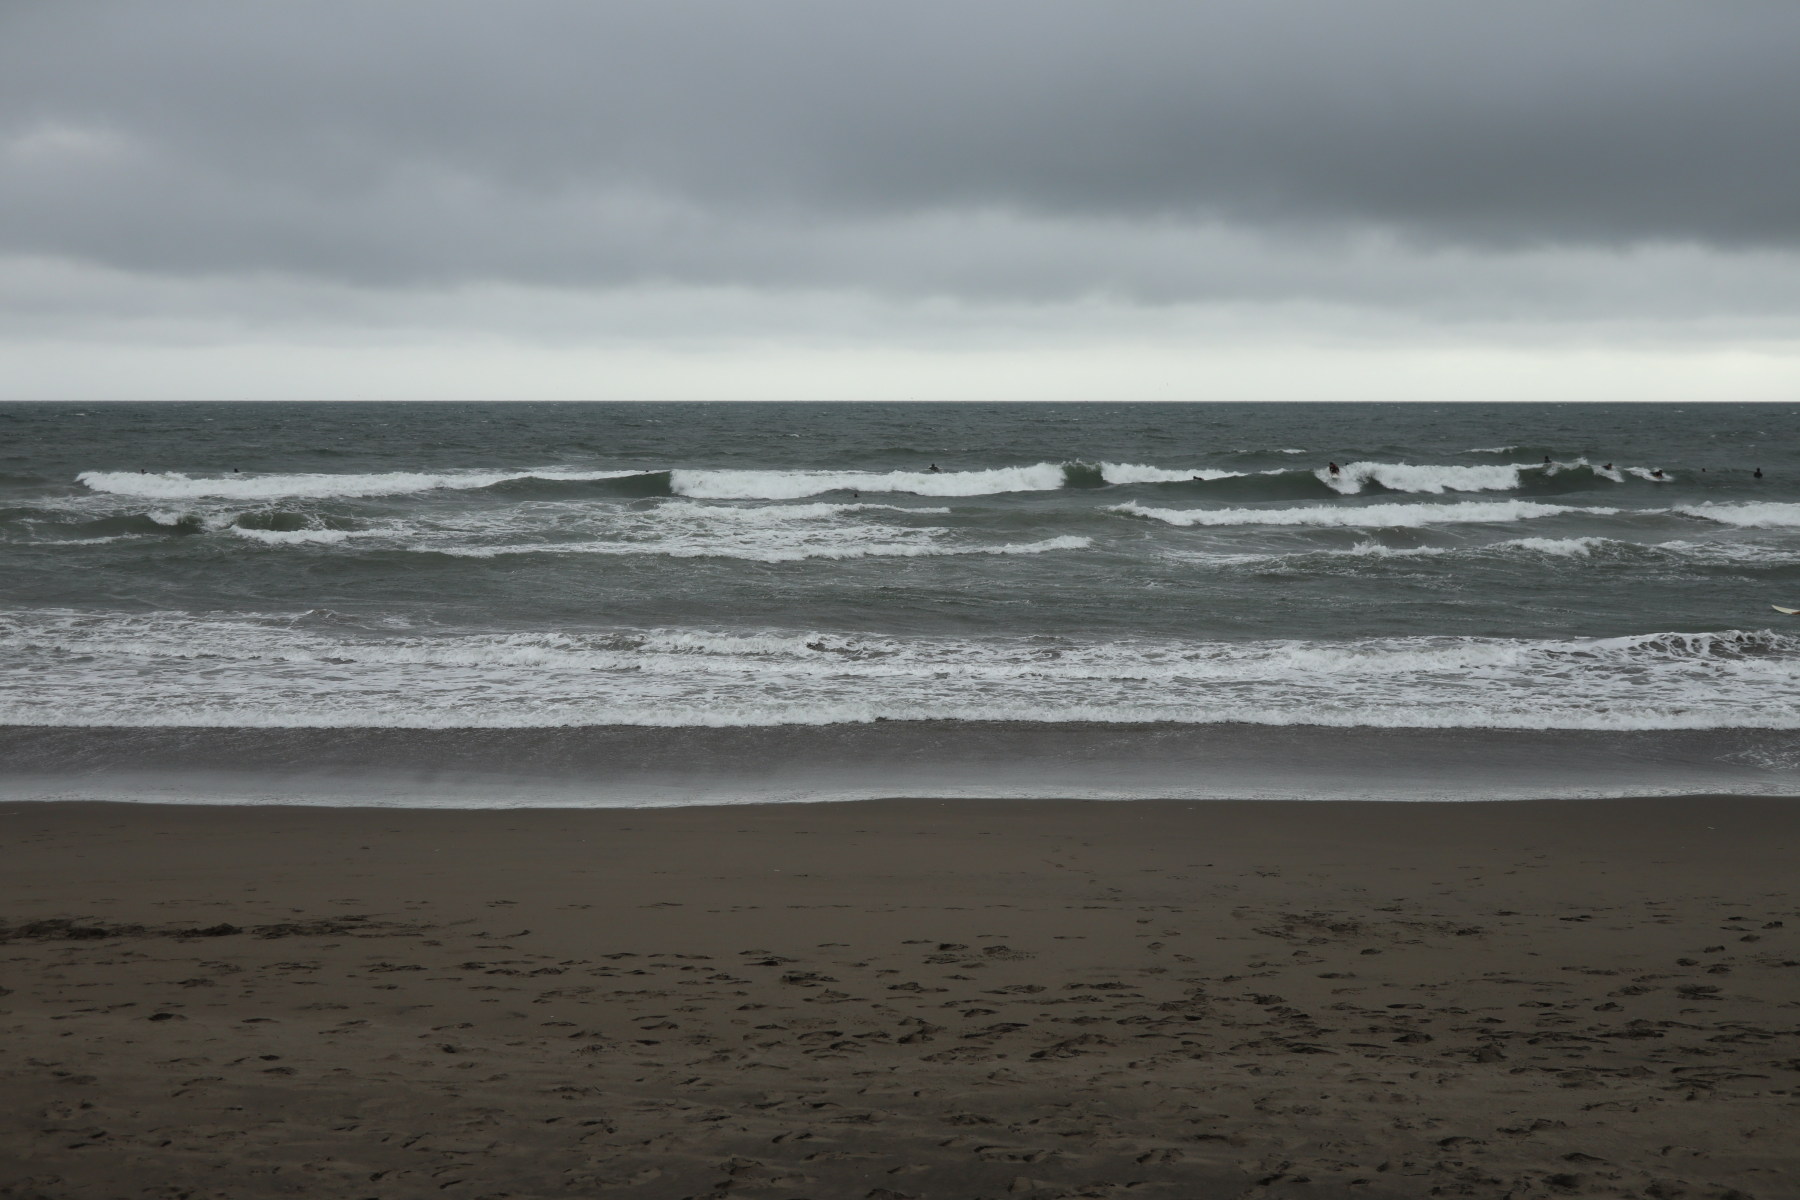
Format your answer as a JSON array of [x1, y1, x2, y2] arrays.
[[1, 796, 1795, 1199]]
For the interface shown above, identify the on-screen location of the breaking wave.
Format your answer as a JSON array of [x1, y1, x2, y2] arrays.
[[1310, 458, 1661, 496], [1493, 536, 1614, 558], [1677, 502, 1800, 528], [77, 468, 647, 501], [668, 464, 1068, 499], [70, 457, 1687, 509], [1319, 461, 1528, 495], [1096, 463, 1245, 485]]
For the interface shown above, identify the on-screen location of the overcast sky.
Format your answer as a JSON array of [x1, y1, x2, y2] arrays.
[[3, 1, 1798, 401]]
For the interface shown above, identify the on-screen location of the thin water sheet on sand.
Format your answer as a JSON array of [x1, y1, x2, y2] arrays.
[[5, 723, 1800, 806]]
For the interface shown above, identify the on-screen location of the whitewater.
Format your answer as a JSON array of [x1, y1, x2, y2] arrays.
[[5, 610, 1798, 732]]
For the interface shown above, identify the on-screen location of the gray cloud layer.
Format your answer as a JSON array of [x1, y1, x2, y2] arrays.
[[4, 0, 1799, 306]]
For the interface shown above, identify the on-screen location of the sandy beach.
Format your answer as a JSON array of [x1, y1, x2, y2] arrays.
[[1, 796, 1795, 1199]]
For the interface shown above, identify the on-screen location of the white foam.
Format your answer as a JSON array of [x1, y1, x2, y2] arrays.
[[1536, 458, 1630, 482], [4, 612, 1797, 732], [77, 467, 643, 501], [1174, 542, 1452, 564], [1492, 536, 1610, 557], [364, 497, 1058, 562], [227, 526, 361, 546], [1340, 542, 1447, 559], [669, 463, 1067, 500], [1111, 499, 1613, 528], [39, 495, 962, 558], [1625, 467, 1674, 483], [651, 500, 951, 522], [1653, 539, 1800, 565], [425, 534, 1091, 563], [1179, 534, 1797, 569], [1097, 463, 1243, 485], [1318, 461, 1526, 495], [1353, 537, 1617, 560]]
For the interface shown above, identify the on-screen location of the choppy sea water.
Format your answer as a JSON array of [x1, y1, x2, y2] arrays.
[[3, 400, 1798, 804]]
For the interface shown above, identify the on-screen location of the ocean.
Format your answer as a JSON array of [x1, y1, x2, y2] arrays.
[[3, 400, 1798, 805]]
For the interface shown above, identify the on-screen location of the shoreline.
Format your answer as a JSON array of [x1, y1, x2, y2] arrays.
[[3, 795, 1796, 1198], [6, 721, 1800, 807]]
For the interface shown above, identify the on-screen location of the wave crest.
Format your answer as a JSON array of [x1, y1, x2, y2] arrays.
[[1677, 502, 1800, 528], [668, 463, 1068, 499], [1096, 462, 1244, 485], [77, 468, 646, 501], [1320, 461, 1526, 495]]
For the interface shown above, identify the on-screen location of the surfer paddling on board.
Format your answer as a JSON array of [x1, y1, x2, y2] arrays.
[[927, 463, 942, 473]]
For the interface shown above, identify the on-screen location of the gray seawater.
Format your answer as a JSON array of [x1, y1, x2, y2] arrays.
[[3, 400, 1799, 804]]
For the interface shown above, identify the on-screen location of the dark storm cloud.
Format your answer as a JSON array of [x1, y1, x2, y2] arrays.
[[2, 0, 1798, 297]]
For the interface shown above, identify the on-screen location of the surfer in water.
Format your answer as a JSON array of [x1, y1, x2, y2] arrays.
[[927, 463, 942, 473], [1327, 462, 1341, 477], [1755, 467, 1764, 479]]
